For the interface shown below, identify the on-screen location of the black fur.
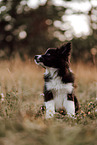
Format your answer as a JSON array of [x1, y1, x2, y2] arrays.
[[74, 96, 79, 113], [67, 94, 74, 101], [44, 91, 53, 102], [58, 68, 74, 83], [35, 43, 71, 69]]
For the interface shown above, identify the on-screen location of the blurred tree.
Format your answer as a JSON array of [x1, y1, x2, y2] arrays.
[[71, 0, 97, 62], [0, 0, 68, 59], [0, 0, 97, 62]]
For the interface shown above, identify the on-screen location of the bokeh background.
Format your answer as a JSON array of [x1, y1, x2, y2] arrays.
[[0, 0, 97, 63], [0, 1, 97, 145]]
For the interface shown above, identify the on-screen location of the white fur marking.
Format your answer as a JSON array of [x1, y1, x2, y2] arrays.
[[44, 100, 55, 119], [46, 77, 73, 94]]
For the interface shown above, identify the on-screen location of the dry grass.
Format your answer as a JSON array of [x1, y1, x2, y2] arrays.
[[72, 62, 97, 83], [0, 59, 97, 145]]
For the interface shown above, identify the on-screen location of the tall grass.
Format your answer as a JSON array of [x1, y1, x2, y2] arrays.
[[0, 59, 97, 145]]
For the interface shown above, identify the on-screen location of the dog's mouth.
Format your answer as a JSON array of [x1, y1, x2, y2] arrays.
[[35, 59, 40, 63], [34, 55, 46, 68]]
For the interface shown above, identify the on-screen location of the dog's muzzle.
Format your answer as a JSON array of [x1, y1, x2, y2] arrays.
[[34, 55, 46, 68], [34, 55, 44, 63]]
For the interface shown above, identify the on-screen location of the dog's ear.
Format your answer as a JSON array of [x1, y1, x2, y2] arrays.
[[59, 42, 71, 57]]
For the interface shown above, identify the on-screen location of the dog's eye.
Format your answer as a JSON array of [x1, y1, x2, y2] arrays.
[[46, 53, 51, 56]]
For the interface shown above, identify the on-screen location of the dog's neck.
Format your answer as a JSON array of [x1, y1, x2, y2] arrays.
[[45, 67, 58, 78]]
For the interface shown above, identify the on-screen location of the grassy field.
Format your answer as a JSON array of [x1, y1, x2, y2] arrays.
[[0, 59, 97, 145]]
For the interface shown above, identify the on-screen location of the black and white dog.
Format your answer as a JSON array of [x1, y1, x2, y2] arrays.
[[34, 43, 79, 118]]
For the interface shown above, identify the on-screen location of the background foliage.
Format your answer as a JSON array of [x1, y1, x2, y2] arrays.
[[0, 0, 97, 62]]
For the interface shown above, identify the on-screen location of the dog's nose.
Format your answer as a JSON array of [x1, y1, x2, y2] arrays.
[[34, 55, 38, 60]]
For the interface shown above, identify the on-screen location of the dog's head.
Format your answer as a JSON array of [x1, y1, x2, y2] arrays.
[[34, 42, 71, 68]]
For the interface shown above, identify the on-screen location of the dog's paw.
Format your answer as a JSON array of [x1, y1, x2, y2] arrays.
[[45, 110, 55, 119], [67, 112, 75, 118], [44, 100, 55, 119]]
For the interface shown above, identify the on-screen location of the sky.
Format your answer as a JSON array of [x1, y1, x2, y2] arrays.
[[27, 0, 97, 38]]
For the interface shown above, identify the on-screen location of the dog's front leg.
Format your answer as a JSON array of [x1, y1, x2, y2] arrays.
[[44, 91, 55, 118], [63, 94, 75, 117]]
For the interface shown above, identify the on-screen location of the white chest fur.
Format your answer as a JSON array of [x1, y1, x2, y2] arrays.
[[45, 68, 74, 94], [46, 78, 73, 109]]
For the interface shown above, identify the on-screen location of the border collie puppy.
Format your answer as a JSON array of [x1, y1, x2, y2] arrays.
[[34, 43, 79, 118]]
